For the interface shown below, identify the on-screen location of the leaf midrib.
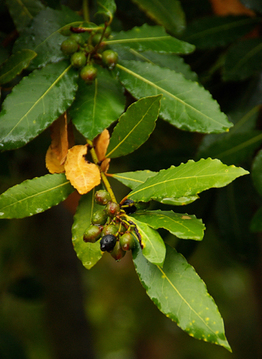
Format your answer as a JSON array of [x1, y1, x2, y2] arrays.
[[186, 17, 257, 41], [0, 180, 71, 212], [117, 63, 226, 127], [156, 265, 218, 336], [106, 35, 171, 45], [106, 97, 159, 157], [2, 64, 72, 140], [129, 171, 239, 198]]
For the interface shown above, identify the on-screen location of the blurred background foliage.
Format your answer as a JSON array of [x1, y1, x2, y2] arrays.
[[1, 0, 262, 358]]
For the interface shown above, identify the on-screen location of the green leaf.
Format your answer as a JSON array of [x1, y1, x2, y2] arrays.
[[13, 6, 82, 69], [106, 95, 161, 158], [72, 190, 103, 270], [6, 0, 45, 33], [0, 61, 79, 151], [240, 0, 262, 13], [131, 50, 198, 81], [251, 148, 262, 197], [107, 24, 194, 54], [133, 244, 231, 351], [182, 16, 260, 49], [70, 67, 125, 140], [223, 38, 262, 82], [96, 0, 116, 22], [197, 130, 262, 166], [127, 216, 165, 266], [0, 49, 37, 85], [131, 0, 185, 36], [132, 210, 205, 241], [127, 158, 249, 204], [110, 170, 157, 189], [117, 60, 232, 134], [0, 173, 74, 219]]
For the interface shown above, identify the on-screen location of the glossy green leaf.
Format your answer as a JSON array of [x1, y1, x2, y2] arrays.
[[132, 210, 205, 241], [183, 16, 259, 49], [127, 158, 249, 204], [13, 6, 82, 69], [0, 61, 79, 151], [110, 170, 157, 189], [197, 130, 262, 166], [133, 244, 231, 351], [106, 95, 161, 158], [70, 67, 125, 140], [6, 0, 44, 33], [107, 24, 194, 54], [127, 215, 165, 266], [72, 190, 103, 270], [0, 49, 37, 85], [223, 38, 262, 82], [251, 148, 262, 197], [132, 0, 185, 35], [117, 60, 232, 134], [0, 174, 74, 219], [132, 50, 198, 81], [96, 0, 116, 21], [240, 0, 262, 13]]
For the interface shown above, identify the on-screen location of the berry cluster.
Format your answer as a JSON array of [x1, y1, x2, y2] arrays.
[[83, 190, 137, 261], [60, 25, 118, 83]]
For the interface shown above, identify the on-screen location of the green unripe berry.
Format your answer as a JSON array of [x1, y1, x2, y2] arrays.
[[80, 64, 97, 83], [102, 49, 118, 69], [92, 33, 103, 46], [92, 209, 108, 225], [83, 225, 102, 243], [61, 38, 78, 55], [119, 232, 136, 251], [69, 33, 85, 45], [106, 201, 120, 218], [110, 241, 126, 261], [102, 223, 119, 237], [95, 190, 111, 205], [70, 52, 87, 68]]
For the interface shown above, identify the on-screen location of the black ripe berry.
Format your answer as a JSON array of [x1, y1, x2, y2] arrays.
[[100, 234, 117, 252], [121, 199, 137, 214]]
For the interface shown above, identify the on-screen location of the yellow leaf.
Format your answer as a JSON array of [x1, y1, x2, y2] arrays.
[[45, 145, 65, 174], [94, 129, 110, 172], [50, 112, 70, 165], [101, 157, 111, 173], [64, 145, 101, 194]]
